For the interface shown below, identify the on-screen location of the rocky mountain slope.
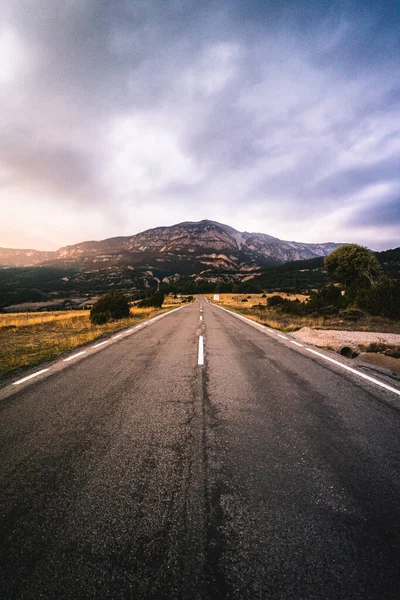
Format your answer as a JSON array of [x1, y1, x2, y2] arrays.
[[0, 220, 340, 270], [0, 221, 342, 304]]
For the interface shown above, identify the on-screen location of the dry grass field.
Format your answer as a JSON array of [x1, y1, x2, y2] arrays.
[[0, 298, 183, 377], [205, 294, 400, 334]]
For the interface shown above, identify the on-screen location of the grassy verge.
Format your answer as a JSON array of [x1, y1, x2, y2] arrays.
[[0, 300, 182, 377], [204, 294, 400, 334]]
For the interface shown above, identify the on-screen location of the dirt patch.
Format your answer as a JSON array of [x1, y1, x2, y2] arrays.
[[291, 327, 400, 354]]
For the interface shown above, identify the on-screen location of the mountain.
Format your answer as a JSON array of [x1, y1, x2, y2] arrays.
[[0, 220, 340, 270], [0, 221, 342, 307], [0, 247, 54, 267]]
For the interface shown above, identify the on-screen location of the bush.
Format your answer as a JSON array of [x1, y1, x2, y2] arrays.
[[307, 285, 345, 311], [90, 292, 130, 325], [241, 298, 248, 302], [356, 278, 400, 319], [90, 312, 109, 325], [137, 292, 165, 308], [267, 295, 286, 307]]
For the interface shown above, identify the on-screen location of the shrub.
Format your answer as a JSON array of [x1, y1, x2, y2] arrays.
[[137, 292, 165, 308], [267, 295, 286, 307], [90, 312, 109, 325], [241, 298, 248, 302], [356, 278, 400, 319], [90, 292, 130, 325], [307, 285, 345, 311]]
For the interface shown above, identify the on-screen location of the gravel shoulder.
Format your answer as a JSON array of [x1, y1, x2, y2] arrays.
[[291, 327, 400, 352]]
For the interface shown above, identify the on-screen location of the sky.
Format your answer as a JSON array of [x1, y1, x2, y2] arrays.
[[0, 0, 399, 251]]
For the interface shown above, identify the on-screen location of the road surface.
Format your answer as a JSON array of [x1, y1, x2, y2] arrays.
[[1, 299, 399, 599]]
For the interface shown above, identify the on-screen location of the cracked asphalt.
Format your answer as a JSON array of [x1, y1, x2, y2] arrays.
[[0, 299, 399, 599]]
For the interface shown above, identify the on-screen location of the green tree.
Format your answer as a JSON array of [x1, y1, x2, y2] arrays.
[[324, 244, 381, 289], [90, 291, 130, 325]]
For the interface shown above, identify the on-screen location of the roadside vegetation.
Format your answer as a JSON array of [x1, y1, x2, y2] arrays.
[[0, 294, 188, 377], [207, 293, 400, 334], [207, 246, 400, 335]]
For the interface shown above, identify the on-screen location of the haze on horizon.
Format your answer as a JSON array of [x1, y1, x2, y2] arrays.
[[1, 0, 399, 252]]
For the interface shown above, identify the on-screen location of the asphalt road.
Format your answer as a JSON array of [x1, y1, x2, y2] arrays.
[[1, 299, 399, 599]]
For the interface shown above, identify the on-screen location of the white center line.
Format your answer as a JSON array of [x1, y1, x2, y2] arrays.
[[306, 348, 400, 397], [13, 369, 49, 385], [290, 340, 303, 347], [198, 335, 204, 366], [92, 340, 109, 348], [63, 351, 86, 362], [277, 334, 288, 339], [200, 315, 203, 321]]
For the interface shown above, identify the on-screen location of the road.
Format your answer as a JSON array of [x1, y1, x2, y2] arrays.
[[1, 299, 399, 599]]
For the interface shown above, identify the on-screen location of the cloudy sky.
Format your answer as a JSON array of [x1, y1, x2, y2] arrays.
[[1, 0, 399, 251]]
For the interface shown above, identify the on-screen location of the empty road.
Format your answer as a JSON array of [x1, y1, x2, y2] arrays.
[[1, 299, 399, 599]]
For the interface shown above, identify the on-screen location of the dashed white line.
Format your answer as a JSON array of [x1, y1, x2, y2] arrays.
[[64, 351, 86, 362], [198, 335, 204, 366], [92, 340, 109, 348], [13, 369, 49, 385], [277, 334, 288, 339], [200, 315, 203, 321], [305, 348, 400, 397], [290, 340, 303, 347]]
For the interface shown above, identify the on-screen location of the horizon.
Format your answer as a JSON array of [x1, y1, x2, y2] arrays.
[[2, 217, 346, 253], [1, 1, 400, 251], [2, 216, 399, 254]]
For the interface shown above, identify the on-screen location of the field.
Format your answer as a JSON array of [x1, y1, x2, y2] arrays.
[[205, 293, 400, 334], [0, 296, 184, 377]]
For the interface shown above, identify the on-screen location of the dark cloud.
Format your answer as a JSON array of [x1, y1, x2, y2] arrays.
[[347, 196, 400, 228], [312, 157, 400, 199], [1, 0, 400, 248]]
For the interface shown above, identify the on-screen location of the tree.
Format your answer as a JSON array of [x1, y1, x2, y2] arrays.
[[90, 291, 130, 324], [324, 244, 381, 289]]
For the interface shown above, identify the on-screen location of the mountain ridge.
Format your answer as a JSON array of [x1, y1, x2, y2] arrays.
[[0, 219, 340, 269]]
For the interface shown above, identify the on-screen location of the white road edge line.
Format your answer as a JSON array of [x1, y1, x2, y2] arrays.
[[277, 334, 288, 339], [290, 340, 303, 347], [306, 348, 400, 397], [214, 303, 400, 397], [13, 369, 49, 385], [93, 340, 109, 348], [113, 334, 122, 338], [7, 304, 190, 392], [198, 335, 204, 366], [64, 351, 86, 362]]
